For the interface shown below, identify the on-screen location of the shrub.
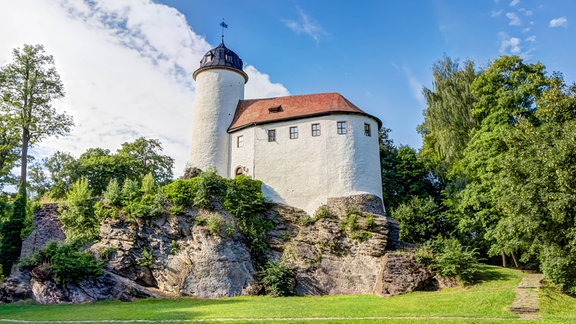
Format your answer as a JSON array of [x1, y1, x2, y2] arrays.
[[137, 248, 153, 267], [0, 186, 26, 275], [103, 179, 121, 207], [206, 213, 224, 236], [339, 207, 373, 242], [302, 205, 337, 226], [420, 238, 481, 285], [223, 175, 272, 254], [539, 244, 576, 295], [163, 178, 198, 214], [58, 178, 99, 246], [37, 241, 103, 284], [393, 195, 452, 244], [260, 261, 296, 297]]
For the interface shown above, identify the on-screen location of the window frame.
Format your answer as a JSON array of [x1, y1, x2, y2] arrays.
[[364, 123, 371, 137], [311, 123, 321, 137], [236, 135, 244, 148], [289, 126, 298, 139], [267, 129, 276, 142], [337, 121, 347, 135]]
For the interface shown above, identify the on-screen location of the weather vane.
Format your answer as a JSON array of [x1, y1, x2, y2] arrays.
[[220, 19, 228, 43]]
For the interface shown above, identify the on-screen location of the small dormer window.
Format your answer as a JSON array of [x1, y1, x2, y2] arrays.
[[268, 106, 283, 114], [202, 53, 213, 64], [225, 54, 233, 63]]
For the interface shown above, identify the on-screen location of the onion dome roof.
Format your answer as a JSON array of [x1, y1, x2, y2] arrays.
[[193, 42, 247, 81]]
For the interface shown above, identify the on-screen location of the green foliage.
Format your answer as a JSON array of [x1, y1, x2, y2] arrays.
[[419, 56, 478, 176], [222, 174, 271, 254], [37, 241, 102, 284], [58, 178, 99, 246], [97, 246, 117, 262], [0, 44, 73, 189], [206, 213, 225, 236], [102, 179, 121, 207], [339, 207, 373, 242], [260, 261, 296, 297], [379, 128, 439, 211], [419, 238, 481, 285], [540, 244, 576, 295], [393, 195, 453, 244], [0, 185, 27, 275], [302, 205, 336, 226], [0, 115, 20, 191], [117, 137, 174, 185], [169, 240, 179, 254], [137, 248, 153, 267]]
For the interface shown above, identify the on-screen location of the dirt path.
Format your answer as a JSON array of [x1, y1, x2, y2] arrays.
[[509, 273, 544, 320]]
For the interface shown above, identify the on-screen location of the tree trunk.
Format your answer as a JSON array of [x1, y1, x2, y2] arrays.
[[20, 128, 29, 187], [511, 251, 520, 268], [501, 251, 507, 268]]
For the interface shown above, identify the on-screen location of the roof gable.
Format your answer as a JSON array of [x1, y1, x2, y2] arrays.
[[229, 92, 381, 131]]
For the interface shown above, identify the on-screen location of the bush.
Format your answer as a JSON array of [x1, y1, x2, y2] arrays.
[[540, 244, 576, 295], [137, 248, 153, 267], [393, 195, 452, 244], [260, 261, 296, 297], [0, 185, 27, 275], [37, 241, 103, 284], [58, 178, 99, 246], [206, 213, 224, 236], [418, 238, 481, 285], [302, 205, 337, 226], [339, 207, 373, 242]]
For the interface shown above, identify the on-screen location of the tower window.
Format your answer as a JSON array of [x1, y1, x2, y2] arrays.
[[237, 135, 244, 148], [311, 123, 321, 137], [289, 126, 298, 139], [337, 121, 347, 135], [268, 129, 276, 142], [364, 123, 371, 137]]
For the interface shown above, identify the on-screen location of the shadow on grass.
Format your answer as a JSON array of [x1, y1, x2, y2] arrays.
[[472, 265, 515, 285]]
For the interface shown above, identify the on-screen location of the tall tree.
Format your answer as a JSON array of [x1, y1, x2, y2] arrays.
[[0, 115, 20, 190], [117, 137, 174, 185], [0, 44, 73, 188], [420, 56, 478, 178]]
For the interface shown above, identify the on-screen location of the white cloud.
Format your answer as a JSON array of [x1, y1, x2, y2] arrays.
[[549, 17, 568, 28], [401, 66, 426, 107], [244, 66, 289, 99], [506, 12, 522, 26], [283, 7, 327, 43], [509, 0, 520, 7], [0, 0, 289, 176], [491, 10, 503, 17], [525, 35, 536, 42], [499, 33, 522, 54]]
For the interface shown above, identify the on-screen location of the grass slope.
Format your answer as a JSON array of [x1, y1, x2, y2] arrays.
[[0, 265, 574, 323]]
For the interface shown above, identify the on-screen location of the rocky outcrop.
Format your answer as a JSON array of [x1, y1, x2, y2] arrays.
[[1, 197, 443, 304], [19, 203, 65, 259], [90, 207, 255, 298]]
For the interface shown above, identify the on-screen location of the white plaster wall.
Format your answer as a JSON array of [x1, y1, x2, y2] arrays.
[[189, 69, 245, 177], [229, 114, 383, 215]]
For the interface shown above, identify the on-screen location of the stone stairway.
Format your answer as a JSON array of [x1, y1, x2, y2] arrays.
[[510, 273, 544, 320]]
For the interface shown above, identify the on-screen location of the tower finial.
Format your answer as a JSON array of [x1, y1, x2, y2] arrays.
[[220, 19, 228, 43]]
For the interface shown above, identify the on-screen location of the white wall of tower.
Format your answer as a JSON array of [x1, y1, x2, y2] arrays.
[[189, 68, 245, 177]]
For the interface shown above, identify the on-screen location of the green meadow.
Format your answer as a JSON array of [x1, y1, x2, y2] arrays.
[[0, 265, 575, 323]]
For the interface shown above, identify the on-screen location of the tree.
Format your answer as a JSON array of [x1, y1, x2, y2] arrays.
[[419, 56, 478, 178], [0, 44, 73, 188], [379, 128, 438, 211], [117, 137, 174, 185], [0, 115, 20, 190], [0, 184, 26, 274]]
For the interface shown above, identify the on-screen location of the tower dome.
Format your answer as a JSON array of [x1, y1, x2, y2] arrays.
[[193, 42, 248, 82]]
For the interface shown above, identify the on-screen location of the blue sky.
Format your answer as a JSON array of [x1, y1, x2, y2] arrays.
[[0, 0, 573, 174]]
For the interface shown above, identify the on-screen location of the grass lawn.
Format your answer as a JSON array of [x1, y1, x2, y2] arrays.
[[0, 265, 574, 323]]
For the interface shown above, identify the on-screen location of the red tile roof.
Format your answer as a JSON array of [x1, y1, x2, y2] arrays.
[[228, 92, 381, 132]]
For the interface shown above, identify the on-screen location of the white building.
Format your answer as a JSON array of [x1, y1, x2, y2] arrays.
[[189, 42, 384, 215]]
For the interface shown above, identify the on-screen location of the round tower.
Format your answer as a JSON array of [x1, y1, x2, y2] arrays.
[[189, 42, 248, 177]]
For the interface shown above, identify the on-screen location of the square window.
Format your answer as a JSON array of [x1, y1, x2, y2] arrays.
[[364, 123, 371, 137], [289, 126, 298, 139], [237, 135, 244, 148], [268, 129, 276, 142], [311, 123, 321, 137], [337, 121, 347, 135]]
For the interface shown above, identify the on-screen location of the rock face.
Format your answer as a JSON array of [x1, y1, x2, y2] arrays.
[[19, 203, 66, 259], [0, 196, 443, 304], [91, 208, 255, 298]]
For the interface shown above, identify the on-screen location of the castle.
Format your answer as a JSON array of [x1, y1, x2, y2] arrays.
[[189, 42, 384, 215]]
